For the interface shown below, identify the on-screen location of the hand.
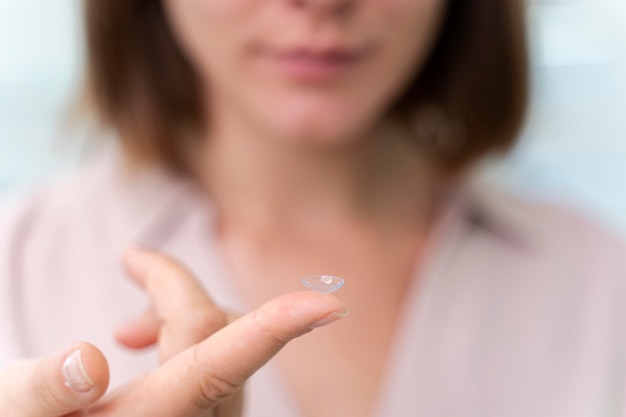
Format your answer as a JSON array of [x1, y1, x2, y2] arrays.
[[0, 248, 347, 417], [89, 248, 347, 417], [0, 249, 345, 417]]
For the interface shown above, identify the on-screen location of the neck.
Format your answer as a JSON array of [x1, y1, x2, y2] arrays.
[[192, 117, 443, 236]]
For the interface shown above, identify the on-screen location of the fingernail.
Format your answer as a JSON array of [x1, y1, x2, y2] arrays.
[[63, 349, 95, 393], [310, 310, 349, 329]]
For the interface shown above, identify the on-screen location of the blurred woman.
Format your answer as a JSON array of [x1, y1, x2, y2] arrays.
[[1, 1, 625, 416]]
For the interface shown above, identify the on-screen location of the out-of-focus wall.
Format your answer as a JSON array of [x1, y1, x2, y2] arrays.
[[499, 0, 626, 234], [0, 0, 83, 192], [0, 0, 625, 233]]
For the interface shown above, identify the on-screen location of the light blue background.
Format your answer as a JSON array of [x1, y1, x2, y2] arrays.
[[0, 0, 83, 188], [1, 0, 626, 234]]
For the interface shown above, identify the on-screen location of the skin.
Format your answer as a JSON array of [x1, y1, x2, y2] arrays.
[[0, 0, 448, 416], [0, 249, 346, 417], [164, 0, 447, 145]]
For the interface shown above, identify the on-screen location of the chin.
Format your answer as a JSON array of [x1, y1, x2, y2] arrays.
[[260, 96, 382, 149], [274, 115, 373, 149]]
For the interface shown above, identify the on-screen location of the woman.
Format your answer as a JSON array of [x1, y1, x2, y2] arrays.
[[1, 0, 625, 416]]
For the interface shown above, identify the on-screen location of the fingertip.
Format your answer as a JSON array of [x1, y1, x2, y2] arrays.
[[122, 246, 157, 285], [63, 342, 109, 396], [80, 344, 110, 394], [255, 291, 348, 339], [115, 310, 160, 349], [267, 290, 347, 316]]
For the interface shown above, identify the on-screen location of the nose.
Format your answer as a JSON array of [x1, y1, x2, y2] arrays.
[[290, 0, 355, 17]]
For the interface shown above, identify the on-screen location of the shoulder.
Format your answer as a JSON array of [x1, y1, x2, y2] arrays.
[[0, 157, 186, 238], [0, 161, 116, 245], [463, 181, 626, 282], [0, 159, 120, 255], [0, 155, 199, 278]]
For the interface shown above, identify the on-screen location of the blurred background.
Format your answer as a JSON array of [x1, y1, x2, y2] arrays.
[[1, 0, 625, 232]]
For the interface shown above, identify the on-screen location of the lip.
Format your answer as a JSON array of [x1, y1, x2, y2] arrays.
[[260, 44, 373, 82]]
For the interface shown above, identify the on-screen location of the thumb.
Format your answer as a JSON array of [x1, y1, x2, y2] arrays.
[[0, 342, 109, 417]]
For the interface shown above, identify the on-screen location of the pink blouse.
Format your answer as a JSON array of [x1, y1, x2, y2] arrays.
[[1, 156, 625, 416]]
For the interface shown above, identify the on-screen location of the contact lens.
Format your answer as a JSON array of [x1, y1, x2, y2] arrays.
[[301, 275, 345, 293]]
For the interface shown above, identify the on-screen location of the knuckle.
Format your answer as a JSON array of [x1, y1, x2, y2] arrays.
[[173, 305, 226, 339], [190, 306, 226, 331], [252, 310, 290, 348], [195, 372, 239, 409], [191, 346, 239, 409]]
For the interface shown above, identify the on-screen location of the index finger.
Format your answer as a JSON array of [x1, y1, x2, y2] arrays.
[[146, 291, 347, 415]]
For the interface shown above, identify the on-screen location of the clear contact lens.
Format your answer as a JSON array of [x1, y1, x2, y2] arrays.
[[301, 275, 345, 293]]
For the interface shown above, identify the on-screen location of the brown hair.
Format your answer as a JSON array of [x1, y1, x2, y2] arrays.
[[82, 0, 528, 173]]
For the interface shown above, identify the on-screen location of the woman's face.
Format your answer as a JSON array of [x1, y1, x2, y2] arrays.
[[164, 0, 447, 146]]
